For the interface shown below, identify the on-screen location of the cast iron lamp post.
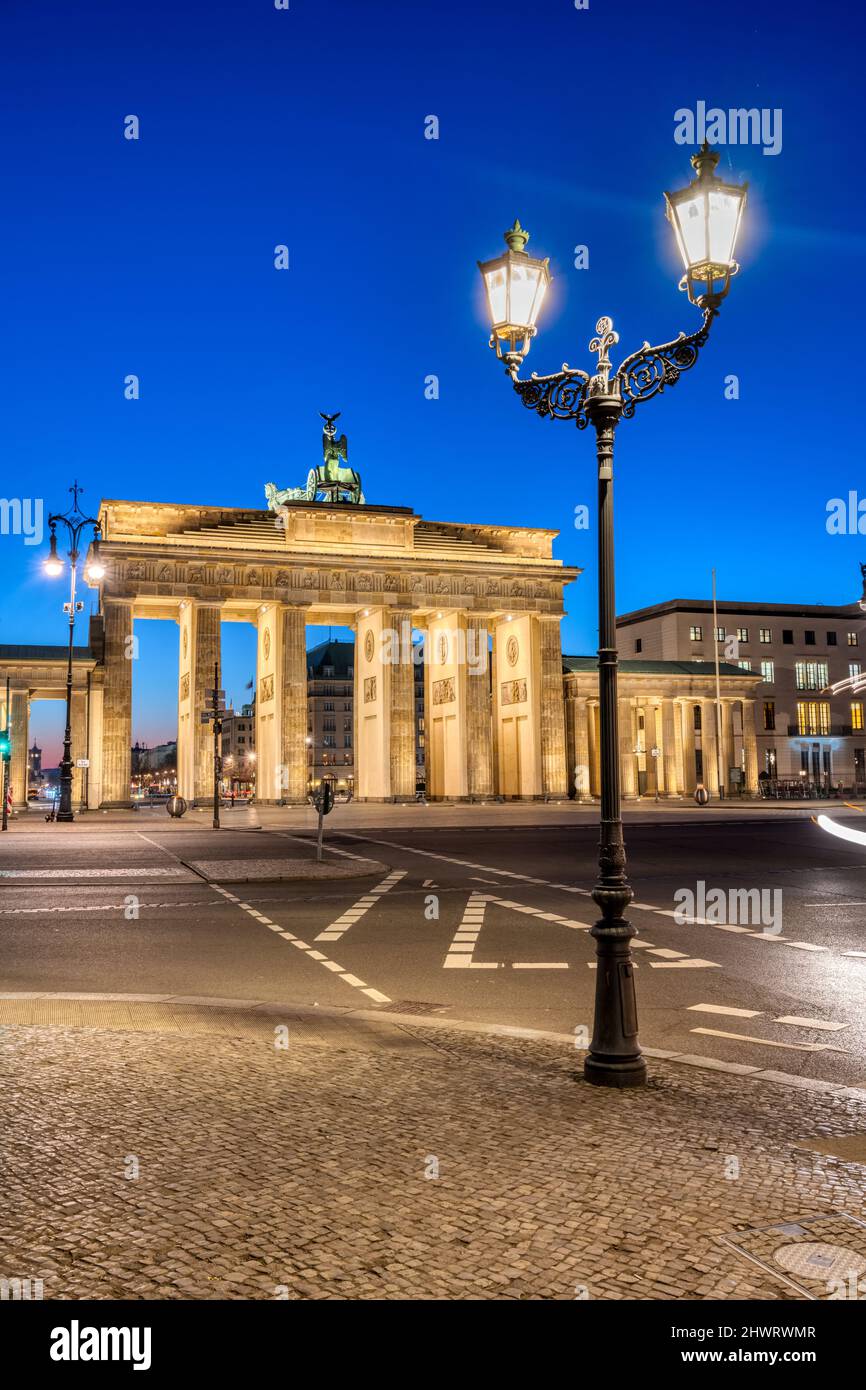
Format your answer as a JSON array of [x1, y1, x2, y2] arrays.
[[478, 144, 748, 1088], [43, 482, 104, 823]]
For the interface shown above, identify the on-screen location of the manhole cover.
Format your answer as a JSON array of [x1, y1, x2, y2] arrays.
[[774, 1242, 866, 1284], [719, 1214, 866, 1299], [378, 1000, 450, 1016]]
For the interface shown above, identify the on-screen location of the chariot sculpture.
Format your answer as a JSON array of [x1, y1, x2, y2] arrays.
[[265, 412, 365, 512]]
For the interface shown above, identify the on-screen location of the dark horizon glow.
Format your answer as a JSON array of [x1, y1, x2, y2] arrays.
[[5, 0, 864, 765]]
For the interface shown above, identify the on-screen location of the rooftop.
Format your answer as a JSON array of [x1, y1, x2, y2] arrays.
[[563, 656, 758, 677]]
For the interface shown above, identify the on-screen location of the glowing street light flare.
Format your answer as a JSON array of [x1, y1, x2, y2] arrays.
[[814, 813, 866, 847]]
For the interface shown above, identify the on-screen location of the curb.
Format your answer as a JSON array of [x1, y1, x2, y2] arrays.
[[2, 991, 863, 1103]]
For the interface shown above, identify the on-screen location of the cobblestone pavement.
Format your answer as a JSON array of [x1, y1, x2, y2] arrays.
[[2, 1005, 865, 1301]]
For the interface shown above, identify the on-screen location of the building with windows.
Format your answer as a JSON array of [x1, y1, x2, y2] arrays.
[[617, 592, 866, 790], [220, 702, 256, 790], [306, 640, 355, 791]]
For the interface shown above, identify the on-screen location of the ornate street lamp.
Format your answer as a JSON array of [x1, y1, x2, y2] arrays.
[[477, 220, 551, 370], [478, 145, 748, 1088], [43, 482, 103, 822]]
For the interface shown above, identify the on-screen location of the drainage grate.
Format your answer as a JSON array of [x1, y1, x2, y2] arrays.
[[718, 1213, 866, 1299], [378, 1000, 450, 1016]]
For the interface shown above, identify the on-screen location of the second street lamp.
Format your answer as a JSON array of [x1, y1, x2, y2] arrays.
[[478, 143, 748, 1089], [43, 482, 103, 823]]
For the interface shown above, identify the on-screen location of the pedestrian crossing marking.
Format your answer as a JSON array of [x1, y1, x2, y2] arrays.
[[443, 891, 572, 970], [315, 870, 407, 942]]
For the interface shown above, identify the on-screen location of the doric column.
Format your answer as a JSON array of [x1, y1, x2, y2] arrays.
[[538, 615, 567, 797], [679, 700, 696, 793], [71, 688, 87, 806], [672, 695, 686, 795], [86, 678, 105, 809], [490, 622, 501, 796], [720, 699, 735, 794], [587, 699, 600, 797], [742, 699, 759, 795], [101, 597, 133, 805], [465, 615, 493, 798], [280, 606, 308, 803], [661, 698, 681, 797], [192, 603, 221, 802], [572, 695, 592, 800], [7, 688, 29, 809], [389, 606, 416, 800], [648, 702, 662, 794], [701, 699, 719, 794], [619, 697, 638, 798]]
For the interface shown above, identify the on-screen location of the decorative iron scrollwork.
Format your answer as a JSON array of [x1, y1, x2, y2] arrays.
[[616, 308, 716, 418], [512, 364, 591, 427]]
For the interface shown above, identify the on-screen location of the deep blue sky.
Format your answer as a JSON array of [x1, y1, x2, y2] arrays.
[[3, 0, 864, 761]]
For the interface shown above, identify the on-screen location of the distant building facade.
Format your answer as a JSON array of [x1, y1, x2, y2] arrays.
[[220, 702, 256, 791], [617, 593, 866, 790], [306, 641, 356, 791]]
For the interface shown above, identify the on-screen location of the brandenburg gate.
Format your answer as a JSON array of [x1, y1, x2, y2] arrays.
[[89, 493, 578, 806]]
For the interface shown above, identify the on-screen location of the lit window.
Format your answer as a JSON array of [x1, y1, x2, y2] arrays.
[[850, 663, 862, 680], [759, 628, 772, 643], [797, 701, 831, 736], [737, 627, 749, 643], [714, 627, 725, 642], [795, 661, 829, 690], [689, 626, 703, 642], [852, 702, 864, 731], [760, 660, 774, 683], [737, 660, 752, 671], [848, 632, 859, 647]]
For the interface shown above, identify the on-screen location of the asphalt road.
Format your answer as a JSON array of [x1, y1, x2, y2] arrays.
[[1, 816, 865, 1087]]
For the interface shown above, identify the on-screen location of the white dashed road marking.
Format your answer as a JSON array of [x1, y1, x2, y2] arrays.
[[0, 867, 188, 879], [688, 1004, 762, 1018], [690, 1027, 847, 1055], [314, 870, 406, 942], [774, 1015, 848, 1032], [209, 884, 392, 1004], [339, 834, 840, 957]]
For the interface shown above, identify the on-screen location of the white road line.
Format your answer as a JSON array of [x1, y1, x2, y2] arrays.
[[337, 834, 842, 959], [513, 962, 569, 970], [774, 1015, 848, 1031], [649, 959, 720, 969], [806, 901, 866, 907], [314, 870, 406, 942], [0, 867, 188, 878], [688, 1004, 762, 1018], [443, 891, 593, 970], [476, 894, 592, 931], [691, 1027, 845, 1054], [843, 951, 866, 959], [210, 883, 392, 1003]]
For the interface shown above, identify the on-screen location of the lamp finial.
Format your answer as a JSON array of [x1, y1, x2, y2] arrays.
[[503, 219, 530, 253]]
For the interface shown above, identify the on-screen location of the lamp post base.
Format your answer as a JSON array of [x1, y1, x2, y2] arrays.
[[583, 1053, 648, 1088]]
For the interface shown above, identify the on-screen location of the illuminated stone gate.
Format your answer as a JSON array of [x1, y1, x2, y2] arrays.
[[88, 499, 578, 805]]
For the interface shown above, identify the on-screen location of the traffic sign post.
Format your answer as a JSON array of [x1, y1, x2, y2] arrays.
[[309, 779, 335, 862]]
